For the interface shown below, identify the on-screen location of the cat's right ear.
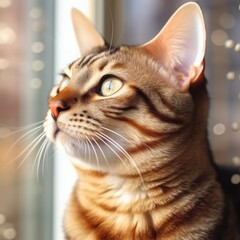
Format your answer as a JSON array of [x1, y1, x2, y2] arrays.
[[71, 8, 105, 56], [141, 2, 206, 92]]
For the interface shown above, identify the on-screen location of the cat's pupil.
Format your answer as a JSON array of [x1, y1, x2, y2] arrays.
[[106, 81, 112, 91]]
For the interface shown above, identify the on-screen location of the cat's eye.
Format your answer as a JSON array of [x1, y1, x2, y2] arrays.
[[100, 78, 123, 97], [59, 78, 70, 92], [58, 73, 70, 92]]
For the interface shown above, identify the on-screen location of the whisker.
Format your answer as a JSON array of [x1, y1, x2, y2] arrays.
[[83, 140, 87, 160], [7, 125, 44, 158], [94, 133, 129, 170], [106, 0, 114, 52], [33, 137, 47, 167], [101, 125, 154, 156], [8, 120, 44, 129], [85, 134, 99, 170], [10, 131, 45, 164], [97, 132, 131, 162], [37, 139, 48, 180], [102, 125, 155, 154], [3, 121, 44, 137], [96, 132, 144, 184], [41, 141, 52, 178], [14, 132, 46, 170], [84, 135, 91, 165], [129, 130, 155, 155], [91, 137, 110, 168], [101, 126, 130, 143]]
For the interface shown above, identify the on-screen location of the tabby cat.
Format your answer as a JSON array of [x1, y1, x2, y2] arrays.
[[44, 2, 240, 240]]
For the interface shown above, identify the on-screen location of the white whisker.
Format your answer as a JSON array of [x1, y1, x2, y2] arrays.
[[101, 125, 153, 156], [129, 130, 155, 154], [83, 140, 87, 160], [87, 140, 92, 166], [41, 141, 52, 178], [10, 131, 45, 164], [91, 137, 109, 168], [96, 132, 144, 184], [34, 138, 48, 180], [94, 133, 128, 170], [102, 125, 154, 154], [7, 125, 44, 158], [14, 132, 46, 170], [84, 135, 91, 165], [85, 134, 99, 169], [107, 2, 114, 52], [3, 121, 44, 137], [101, 126, 130, 143]]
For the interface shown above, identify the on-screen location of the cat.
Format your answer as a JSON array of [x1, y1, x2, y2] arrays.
[[44, 2, 240, 240]]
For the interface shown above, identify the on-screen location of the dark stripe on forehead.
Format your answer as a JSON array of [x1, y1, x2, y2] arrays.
[[67, 59, 81, 72], [79, 53, 97, 68], [86, 53, 106, 67], [87, 47, 120, 67], [68, 60, 76, 70], [66, 60, 84, 75], [67, 46, 121, 72], [78, 46, 121, 69], [76, 56, 87, 68]]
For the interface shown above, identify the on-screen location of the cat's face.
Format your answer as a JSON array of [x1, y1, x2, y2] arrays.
[[44, 3, 206, 173]]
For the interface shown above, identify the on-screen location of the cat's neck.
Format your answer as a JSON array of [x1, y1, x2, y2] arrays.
[[71, 142, 216, 213]]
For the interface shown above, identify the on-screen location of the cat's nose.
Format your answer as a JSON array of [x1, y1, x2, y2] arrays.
[[49, 100, 69, 120]]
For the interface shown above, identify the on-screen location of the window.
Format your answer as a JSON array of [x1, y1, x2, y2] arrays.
[[0, 1, 239, 240], [0, 0, 54, 239]]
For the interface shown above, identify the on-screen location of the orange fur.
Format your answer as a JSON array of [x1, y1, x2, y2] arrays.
[[44, 3, 240, 239]]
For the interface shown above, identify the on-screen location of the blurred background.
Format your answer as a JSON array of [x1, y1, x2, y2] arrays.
[[0, 0, 239, 239]]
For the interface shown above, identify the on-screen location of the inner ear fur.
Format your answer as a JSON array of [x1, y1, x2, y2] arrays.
[[141, 2, 206, 91]]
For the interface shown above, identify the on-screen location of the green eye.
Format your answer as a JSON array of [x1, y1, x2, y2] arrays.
[[100, 78, 123, 97]]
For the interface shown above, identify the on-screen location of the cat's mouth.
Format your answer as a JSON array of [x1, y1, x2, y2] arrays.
[[53, 127, 121, 168], [49, 123, 126, 167]]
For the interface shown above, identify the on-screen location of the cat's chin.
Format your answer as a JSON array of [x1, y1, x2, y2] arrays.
[[59, 142, 117, 172], [55, 130, 126, 170], [56, 131, 85, 156]]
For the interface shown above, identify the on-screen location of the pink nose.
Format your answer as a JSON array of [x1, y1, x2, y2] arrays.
[[48, 100, 69, 120]]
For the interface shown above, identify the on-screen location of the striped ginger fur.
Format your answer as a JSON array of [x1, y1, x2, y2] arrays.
[[44, 2, 240, 240]]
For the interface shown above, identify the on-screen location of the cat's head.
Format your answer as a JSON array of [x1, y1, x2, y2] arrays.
[[44, 2, 206, 174]]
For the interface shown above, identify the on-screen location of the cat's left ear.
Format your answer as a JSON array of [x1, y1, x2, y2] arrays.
[[141, 2, 206, 91], [71, 8, 105, 56]]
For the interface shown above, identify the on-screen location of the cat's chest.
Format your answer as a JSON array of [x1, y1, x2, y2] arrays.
[[80, 175, 152, 211], [64, 170, 226, 240]]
